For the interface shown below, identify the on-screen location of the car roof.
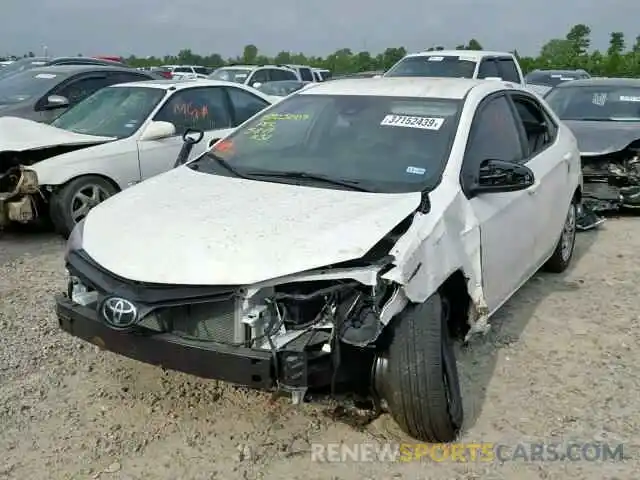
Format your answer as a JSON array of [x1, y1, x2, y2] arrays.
[[529, 69, 586, 74], [298, 77, 512, 99], [216, 65, 254, 70], [109, 78, 257, 90], [17, 65, 143, 78], [404, 50, 514, 60], [217, 65, 291, 70], [26, 64, 138, 74], [553, 77, 640, 88]]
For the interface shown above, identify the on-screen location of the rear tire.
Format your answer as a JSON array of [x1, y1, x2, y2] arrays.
[[49, 175, 118, 238], [543, 201, 576, 273], [377, 292, 463, 442]]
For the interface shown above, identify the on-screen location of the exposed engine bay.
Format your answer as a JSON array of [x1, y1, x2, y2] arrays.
[[581, 140, 640, 212], [68, 272, 409, 403]]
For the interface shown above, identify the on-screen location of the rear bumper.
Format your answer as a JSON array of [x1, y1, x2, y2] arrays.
[[55, 294, 275, 389]]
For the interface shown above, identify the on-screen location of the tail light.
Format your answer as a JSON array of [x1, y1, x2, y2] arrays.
[[162, 71, 172, 79]]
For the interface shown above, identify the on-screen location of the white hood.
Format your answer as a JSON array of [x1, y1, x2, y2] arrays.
[[0, 116, 114, 152], [82, 167, 421, 285]]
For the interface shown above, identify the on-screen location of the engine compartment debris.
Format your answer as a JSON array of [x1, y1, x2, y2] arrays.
[[577, 140, 640, 230]]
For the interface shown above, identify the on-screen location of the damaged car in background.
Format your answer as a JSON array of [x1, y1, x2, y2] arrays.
[[56, 77, 580, 442], [545, 78, 640, 230], [0, 79, 272, 237]]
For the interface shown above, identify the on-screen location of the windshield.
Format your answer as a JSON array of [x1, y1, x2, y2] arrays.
[[525, 72, 580, 87], [194, 93, 461, 193], [51, 86, 165, 138], [384, 55, 477, 78], [258, 81, 305, 96], [546, 85, 640, 121], [0, 58, 48, 81], [0, 70, 61, 105], [209, 68, 251, 83]]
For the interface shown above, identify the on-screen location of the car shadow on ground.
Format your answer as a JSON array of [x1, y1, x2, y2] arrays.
[[455, 227, 602, 435], [362, 226, 602, 442]]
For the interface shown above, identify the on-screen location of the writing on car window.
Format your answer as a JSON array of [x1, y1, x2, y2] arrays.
[[246, 112, 311, 141], [174, 102, 209, 119]]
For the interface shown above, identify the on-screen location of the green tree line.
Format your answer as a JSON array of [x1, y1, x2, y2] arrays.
[[5, 24, 640, 77]]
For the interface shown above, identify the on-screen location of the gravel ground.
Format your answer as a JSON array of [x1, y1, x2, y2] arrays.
[[0, 221, 638, 480]]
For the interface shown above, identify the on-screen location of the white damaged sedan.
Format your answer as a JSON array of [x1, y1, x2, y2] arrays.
[[57, 77, 581, 442]]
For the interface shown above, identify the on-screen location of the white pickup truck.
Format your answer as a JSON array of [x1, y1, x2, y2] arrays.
[[383, 50, 526, 85]]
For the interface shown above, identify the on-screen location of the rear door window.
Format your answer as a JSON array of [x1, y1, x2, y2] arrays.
[[497, 58, 521, 83], [477, 59, 500, 79], [298, 67, 314, 81]]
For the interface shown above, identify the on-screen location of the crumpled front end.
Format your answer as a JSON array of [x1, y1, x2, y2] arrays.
[[574, 140, 640, 231], [57, 246, 409, 402], [0, 165, 40, 228], [581, 140, 640, 212], [56, 182, 488, 407]]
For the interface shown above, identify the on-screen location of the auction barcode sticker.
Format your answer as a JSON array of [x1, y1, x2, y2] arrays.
[[380, 114, 444, 130]]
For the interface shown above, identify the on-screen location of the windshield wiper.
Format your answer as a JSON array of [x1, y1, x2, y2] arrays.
[[244, 170, 371, 192], [189, 151, 254, 180]]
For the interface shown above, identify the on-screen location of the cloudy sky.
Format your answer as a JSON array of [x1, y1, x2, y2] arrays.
[[2, 0, 638, 58]]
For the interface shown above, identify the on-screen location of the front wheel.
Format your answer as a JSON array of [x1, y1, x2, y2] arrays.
[[49, 175, 118, 238], [375, 292, 463, 442]]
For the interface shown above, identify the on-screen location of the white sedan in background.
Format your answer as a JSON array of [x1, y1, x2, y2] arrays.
[[58, 77, 580, 443], [0, 79, 273, 237]]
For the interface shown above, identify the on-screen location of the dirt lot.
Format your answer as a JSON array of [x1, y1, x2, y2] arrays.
[[0, 220, 638, 480]]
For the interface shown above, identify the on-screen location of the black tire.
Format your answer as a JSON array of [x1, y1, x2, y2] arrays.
[[49, 175, 118, 238], [380, 292, 463, 442], [543, 201, 577, 273]]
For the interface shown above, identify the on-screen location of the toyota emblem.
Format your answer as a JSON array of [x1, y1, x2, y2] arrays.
[[101, 297, 138, 329]]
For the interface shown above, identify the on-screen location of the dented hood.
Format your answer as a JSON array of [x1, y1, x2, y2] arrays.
[[0, 116, 114, 152], [563, 120, 640, 156], [82, 167, 421, 285]]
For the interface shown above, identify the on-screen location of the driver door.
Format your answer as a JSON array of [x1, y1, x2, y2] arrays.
[[136, 86, 235, 180], [461, 94, 537, 312]]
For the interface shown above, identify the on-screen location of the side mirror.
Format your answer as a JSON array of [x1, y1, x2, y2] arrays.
[[183, 128, 204, 145], [43, 95, 69, 109], [139, 120, 176, 141], [469, 159, 535, 196], [174, 128, 204, 167], [252, 82, 262, 88]]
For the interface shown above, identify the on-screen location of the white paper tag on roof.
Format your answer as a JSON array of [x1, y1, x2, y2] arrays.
[[380, 114, 444, 130], [619, 95, 640, 102], [427, 56, 444, 61], [35, 73, 56, 79], [457, 55, 476, 61]]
